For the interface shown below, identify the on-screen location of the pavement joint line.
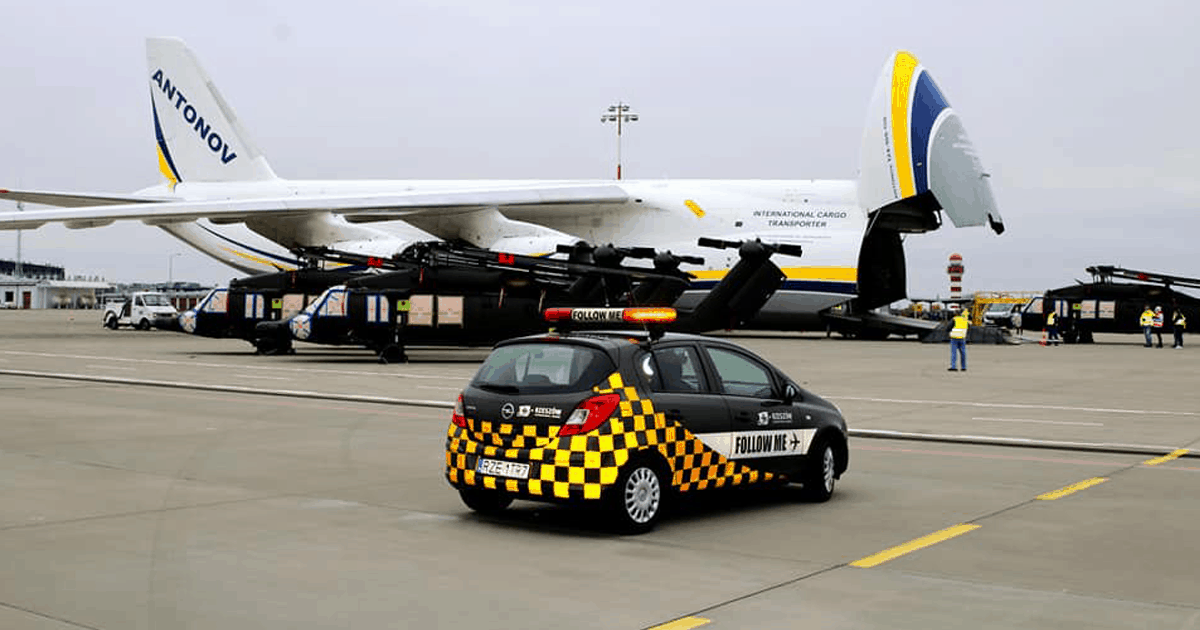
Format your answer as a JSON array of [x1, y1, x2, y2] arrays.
[[0, 494, 290, 532], [644, 564, 844, 630], [828, 395, 1199, 416], [849, 523, 982, 568], [1035, 477, 1109, 500], [0, 601, 102, 630], [6, 369, 1200, 459]]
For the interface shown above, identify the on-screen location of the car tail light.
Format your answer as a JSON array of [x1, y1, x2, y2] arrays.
[[451, 394, 467, 427], [558, 393, 621, 436]]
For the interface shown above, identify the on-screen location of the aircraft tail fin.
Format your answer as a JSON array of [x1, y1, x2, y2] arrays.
[[858, 51, 1003, 234], [146, 37, 277, 185]]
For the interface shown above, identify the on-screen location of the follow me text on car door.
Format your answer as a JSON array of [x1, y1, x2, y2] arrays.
[[700, 344, 816, 477]]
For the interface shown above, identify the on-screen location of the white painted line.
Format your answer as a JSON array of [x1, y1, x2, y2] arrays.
[[972, 417, 1104, 427], [416, 385, 467, 391], [852, 428, 1197, 457], [233, 374, 292, 381], [0, 368, 452, 409], [828, 395, 1198, 417], [0, 350, 467, 381], [85, 364, 135, 371]]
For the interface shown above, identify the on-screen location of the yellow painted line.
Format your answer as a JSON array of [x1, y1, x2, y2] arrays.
[[850, 523, 980, 568], [684, 199, 706, 218], [1036, 477, 1108, 501], [648, 617, 710, 630], [1143, 449, 1189, 466]]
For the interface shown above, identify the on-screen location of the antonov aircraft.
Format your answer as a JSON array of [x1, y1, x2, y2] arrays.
[[0, 38, 1003, 333]]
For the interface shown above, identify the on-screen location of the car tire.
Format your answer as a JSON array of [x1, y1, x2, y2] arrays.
[[137, 318, 151, 331], [800, 438, 837, 503], [459, 487, 513, 515], [609, 457, 668, 534], [104, 315, 118, 330]]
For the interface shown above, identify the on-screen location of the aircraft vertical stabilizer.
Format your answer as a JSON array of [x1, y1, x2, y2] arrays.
[[146, 37, 277, 184], [858, 51, 1003, 234]]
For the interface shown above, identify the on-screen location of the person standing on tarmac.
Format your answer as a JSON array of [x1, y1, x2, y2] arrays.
[[1173, 308, 1187, 349], [1152, 306, 1165, 348], [1046, 310, 1060, 345], [1140, 305, 1155, 347], [948, 311, 969, 371]]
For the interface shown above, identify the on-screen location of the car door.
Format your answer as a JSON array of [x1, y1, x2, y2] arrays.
[[639, 343, 730, 444], [699, 343, 807, 475]]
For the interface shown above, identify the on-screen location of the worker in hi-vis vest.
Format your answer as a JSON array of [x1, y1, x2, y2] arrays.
[[1173, 308, 1187, 349], [1046, 310, 1060, 345], [949, 311, 969, 371], [1140, 306, 1155, 347]]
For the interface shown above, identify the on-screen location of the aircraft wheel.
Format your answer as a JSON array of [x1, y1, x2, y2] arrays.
[[379, 345, 408, 364]]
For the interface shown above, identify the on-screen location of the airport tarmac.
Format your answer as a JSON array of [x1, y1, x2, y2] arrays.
[[1, 310, 1198, 629]]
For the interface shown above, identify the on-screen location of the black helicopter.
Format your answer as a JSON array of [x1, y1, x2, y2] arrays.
[[262, 238, 802, 363]]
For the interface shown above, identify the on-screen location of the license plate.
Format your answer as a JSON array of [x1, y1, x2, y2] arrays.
[[476, 458, 530, 480]]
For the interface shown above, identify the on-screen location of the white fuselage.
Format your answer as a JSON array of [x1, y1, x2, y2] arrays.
[[140, 177, 868, 327]]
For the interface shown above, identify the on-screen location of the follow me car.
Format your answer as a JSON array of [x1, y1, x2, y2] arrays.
[[445, 307, 849, 533]]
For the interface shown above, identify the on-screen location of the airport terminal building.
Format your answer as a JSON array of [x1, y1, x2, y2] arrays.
[[1, 259, 112, 309]]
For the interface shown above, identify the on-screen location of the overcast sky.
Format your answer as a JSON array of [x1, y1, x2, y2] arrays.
[[2, 0, 1198, 298]]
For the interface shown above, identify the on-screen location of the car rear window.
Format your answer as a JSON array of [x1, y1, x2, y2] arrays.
[[472, 343, 615, 394]]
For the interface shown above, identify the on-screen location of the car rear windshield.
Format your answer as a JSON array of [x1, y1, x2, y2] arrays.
[[472, 343, 615, 394]]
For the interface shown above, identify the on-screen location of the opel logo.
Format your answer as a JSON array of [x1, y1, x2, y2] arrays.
[[500, 403, 515, 420]]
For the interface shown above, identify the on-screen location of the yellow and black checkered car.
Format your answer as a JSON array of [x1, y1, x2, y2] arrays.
[[447, 369, 781, 502]]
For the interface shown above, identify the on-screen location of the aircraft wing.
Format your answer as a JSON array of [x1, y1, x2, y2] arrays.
[[0, 184, 629, 230], [0, 188, 170, 208]]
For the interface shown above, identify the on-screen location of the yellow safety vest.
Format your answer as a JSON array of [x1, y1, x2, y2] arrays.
[[1140, 311, 1154, 327], [1047, 312, 1057, 326], [950, 315, 969, 339]]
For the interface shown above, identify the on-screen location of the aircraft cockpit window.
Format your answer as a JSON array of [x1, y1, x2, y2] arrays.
[[320, 290, 348, 317], [200, 289, 228, 314]]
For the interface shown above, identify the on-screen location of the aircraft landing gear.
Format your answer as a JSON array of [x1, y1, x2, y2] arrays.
[[378, 344, 408, 364], [254, 338, 294, 356]]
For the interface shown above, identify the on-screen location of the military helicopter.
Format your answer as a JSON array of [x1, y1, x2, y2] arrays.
[[266, 238, 802, 363]]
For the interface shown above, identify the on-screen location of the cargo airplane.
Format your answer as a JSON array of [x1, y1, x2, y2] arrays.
[[0, 38, 1003, 334]]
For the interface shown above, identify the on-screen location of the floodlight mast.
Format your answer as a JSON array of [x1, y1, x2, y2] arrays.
[[600, 102, 638, 180]]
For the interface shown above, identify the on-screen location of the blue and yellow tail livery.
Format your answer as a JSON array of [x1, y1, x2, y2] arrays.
[[858, 51, 1003, 234]]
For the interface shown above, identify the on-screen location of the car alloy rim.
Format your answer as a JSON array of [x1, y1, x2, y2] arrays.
[[822, 446, 835, 492], [624, 467, 660, 524]]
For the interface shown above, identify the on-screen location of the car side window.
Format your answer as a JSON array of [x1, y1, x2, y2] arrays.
[[646, 346, 705, 393], [706, 347, 775, 398]]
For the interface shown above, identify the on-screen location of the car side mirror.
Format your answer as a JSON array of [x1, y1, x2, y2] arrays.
[[783, 384, 798, 404]]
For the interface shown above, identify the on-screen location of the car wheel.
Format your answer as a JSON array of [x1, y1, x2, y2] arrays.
[[800, 438, 837, 502], [137, 318, 151, 331], [610, 458, 667, 534], [104, 315, 117, 330], [459, 487, 513, 515]]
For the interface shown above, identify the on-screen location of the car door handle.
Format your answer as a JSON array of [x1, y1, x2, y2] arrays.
[[665, 409, 683, 422], [735, 411, 753, 423]]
